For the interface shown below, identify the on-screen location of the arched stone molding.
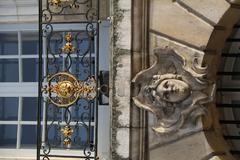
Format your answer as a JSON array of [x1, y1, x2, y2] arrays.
[[111, 0, 240, 160]]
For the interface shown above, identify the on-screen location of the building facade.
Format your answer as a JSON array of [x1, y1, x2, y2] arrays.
[[1, 0, 240, 160]]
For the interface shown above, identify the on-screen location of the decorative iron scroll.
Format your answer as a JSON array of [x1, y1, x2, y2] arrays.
[[38, 0, 99, 159]]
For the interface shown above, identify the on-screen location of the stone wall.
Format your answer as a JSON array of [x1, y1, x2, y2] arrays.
[[111, 0, 240, 160]]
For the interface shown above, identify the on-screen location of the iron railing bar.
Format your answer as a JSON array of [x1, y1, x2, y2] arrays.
[[94, 0, 100, 158], [234, 25, 240, 28], [226, 38, 240, 42], [37, 0, 43, 159], [230, 150, 240, 155], [41, 21, 99, 24], [217, 88, 240, 92], [217, 72, 240, 75], [224, 135, 240, 140], [219, 120, 240, 124], [216, 103, 240, 108], [222, 53, 240, 57], [40, 155, 95, 158]]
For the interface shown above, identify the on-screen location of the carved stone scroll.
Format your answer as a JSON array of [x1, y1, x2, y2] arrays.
[[132, 48, 214, 135]]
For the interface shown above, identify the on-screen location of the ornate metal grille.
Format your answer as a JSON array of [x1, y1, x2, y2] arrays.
[[37, 0, 100, 159]]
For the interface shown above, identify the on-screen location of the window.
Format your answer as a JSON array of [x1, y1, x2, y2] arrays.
[[0, 22, 110, 159], [217, 21, 240, 159]]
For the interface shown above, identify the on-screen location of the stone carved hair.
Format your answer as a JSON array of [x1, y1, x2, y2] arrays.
[[132, 48, 213, 134]]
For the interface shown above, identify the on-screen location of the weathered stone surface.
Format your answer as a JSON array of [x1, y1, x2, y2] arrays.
[[111, 0, 132, 159], [209, 156, 222, 160], [111, 50, 131, 159], [116, 128, 130, 159], [149, 0, 213, 50], [150, 33, 205, 65], [113, 0, 132, 50], [113, 53, 131, 127], [149, 131, 221, 160], [228, 0, 240, 5], [178, 0, 230, 25]]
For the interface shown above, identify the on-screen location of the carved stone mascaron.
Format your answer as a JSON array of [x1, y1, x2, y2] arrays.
[[132, 48, 214, 135]]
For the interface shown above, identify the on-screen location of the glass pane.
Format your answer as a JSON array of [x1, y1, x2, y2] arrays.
[[49, 32, 63, 55], [0, 59, 19, 82], [0, 97, 18, 121], [23, 58, 38, 82], [47, 124, 62, 148], [22, 97, 38, 121], [47, 104, 64, 121], [71, 126, 94, 149], [48, 57, 63, 75], [75, 31, 95, 55], [71, 57, 95, 81], [232, 101, 240, 128], [73, 99, 94, 122], [0, 125, 17, 148], [233, 58, 240, 80], [0, 32, 18, 55], [22, 32, 38, 55], [21, 125, 37, 148]]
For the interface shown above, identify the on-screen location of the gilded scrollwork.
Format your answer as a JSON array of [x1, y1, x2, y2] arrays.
[[132, 48, 214, 134]]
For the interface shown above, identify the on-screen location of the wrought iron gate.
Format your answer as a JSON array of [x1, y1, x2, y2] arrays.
[[37, 0, 100, 159]]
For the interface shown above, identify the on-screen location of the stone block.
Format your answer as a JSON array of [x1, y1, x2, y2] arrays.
[[178, 0, 230, 25], [149, 0, 214, 50]]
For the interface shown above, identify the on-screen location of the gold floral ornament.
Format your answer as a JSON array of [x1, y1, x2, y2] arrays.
[[42, 72, 97, 107], [61, 125, 73, 145], [61, 32, 76, 54], [63, 138, 71, 146]]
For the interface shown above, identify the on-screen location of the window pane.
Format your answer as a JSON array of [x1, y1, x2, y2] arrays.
[[71, 126, 94, 149], [22, 97, 38, 121], [233, 58, 240, 80], [73, 99, 94, 122], [71, 58, 95, 81], [48, 57, 63, 75], [47, 124, 62, 148], [0, 97, 18, 121], [0, 125, 17, 148], [47, 104, 64, 121], [75, 31, 94, 55], [21, 125, 37, 148], [0, 32, 18, 55], [22, 32, 38, 55], [0, 59, 19, 82], [49, 32, 63, 55], [23, 58, 38, 82]]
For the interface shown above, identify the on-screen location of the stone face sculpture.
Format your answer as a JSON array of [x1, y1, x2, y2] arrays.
[[132, 48, 214, 134], [149, 74, 191, 103]]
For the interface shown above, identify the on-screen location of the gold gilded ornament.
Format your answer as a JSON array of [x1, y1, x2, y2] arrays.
[[61, 125, 74, 137], [63, 137, 71, 145], [42, 72, 96, 107], [60, 125, 74, 146], [54, 81, 75, 98], [61, 33, 76, 54]]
